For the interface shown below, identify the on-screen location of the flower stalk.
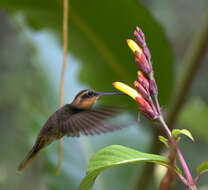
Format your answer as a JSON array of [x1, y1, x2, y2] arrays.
[[159, 117, 196, 190], [113, 27, 198, 190]]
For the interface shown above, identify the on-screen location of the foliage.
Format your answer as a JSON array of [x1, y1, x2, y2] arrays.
[[158, 136, 169, 148], [172, 129, 194, 142], [0, 0, 173, 108], [197, 161, 208, 176], [79, 145, 180, 190]]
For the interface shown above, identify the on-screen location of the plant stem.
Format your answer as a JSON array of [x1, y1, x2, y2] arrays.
[[175, 148, 194, 188], [56, 0, 69, 176], [159, 142, 177, 190], [159, 117, 197, 190], [149, 98, 157, 114], [154, 94, 161, 115], [158, 116, 171, 139]]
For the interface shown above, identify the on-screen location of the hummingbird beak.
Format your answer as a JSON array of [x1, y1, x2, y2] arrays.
[[98, 92, 126, 97]]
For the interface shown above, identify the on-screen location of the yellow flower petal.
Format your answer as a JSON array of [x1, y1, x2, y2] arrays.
[[137, 71, 143, 77], [126, 39, 143, 55], [113, 82, 141, 100]]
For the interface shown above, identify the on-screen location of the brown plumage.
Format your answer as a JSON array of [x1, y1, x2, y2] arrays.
[[18, 89, 125, 172]]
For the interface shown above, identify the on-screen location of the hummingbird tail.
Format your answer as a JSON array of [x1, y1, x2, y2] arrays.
[[17, 137, 46, 173]]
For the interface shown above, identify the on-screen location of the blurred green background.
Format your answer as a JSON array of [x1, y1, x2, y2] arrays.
[[0, 0, 208, 190]]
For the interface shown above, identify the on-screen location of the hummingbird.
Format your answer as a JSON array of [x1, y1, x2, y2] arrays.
[[18, 89, 125, 172]]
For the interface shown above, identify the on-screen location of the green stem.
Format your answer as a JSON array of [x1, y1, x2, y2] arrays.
[[56, 0, 69, 176]]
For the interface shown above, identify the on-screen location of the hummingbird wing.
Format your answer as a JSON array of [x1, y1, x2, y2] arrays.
[[60, 107, 123, 137]]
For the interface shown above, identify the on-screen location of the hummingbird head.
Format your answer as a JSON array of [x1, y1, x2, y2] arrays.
[[71, 89, 124, 109]]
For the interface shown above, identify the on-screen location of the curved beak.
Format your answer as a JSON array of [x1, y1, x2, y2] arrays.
[[98, 92, 126, 97]]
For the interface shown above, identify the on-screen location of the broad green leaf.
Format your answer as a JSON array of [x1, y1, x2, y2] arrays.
[[172, 129, 194, 142], [79, 145, 180, 190], [158, 136, 169, 148], [0, 0, 173, 108], [197, 161, 208, 176], [179, 98, 208, 142]]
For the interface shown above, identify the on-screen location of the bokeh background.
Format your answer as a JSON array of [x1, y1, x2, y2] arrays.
[[0, 0, 208, 190]]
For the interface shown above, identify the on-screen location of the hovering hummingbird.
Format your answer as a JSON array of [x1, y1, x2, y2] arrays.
[[18, 89, 125, 172]]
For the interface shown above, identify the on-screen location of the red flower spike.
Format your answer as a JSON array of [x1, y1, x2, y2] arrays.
[[139, 107, 158, 120], [135, 51, 151, 68], [134, 80, 150, 101], [134, 31, 144, 48], [136, 26, 145, 41], [135, 49, 144, 59], [135, 96, 153, 113], [149, 78, 158, 95], [137, 71, 150, 90], [135, 55, 152, 74], [134, 27, 151, 62], [143, 46, 151, 62]]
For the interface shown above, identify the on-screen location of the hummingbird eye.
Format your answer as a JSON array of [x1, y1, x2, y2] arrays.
[[87, 90, 94, 96], [81, 90, 94, 99]]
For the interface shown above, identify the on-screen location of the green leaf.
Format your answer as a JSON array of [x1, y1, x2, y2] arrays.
[[179, 98, 208, 142], [0, 0, 173, 108], [79, 145, 180, 190], [172, 129, 194, 142], [158, 136, 169, 148], [197, 161, 208, 176]]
